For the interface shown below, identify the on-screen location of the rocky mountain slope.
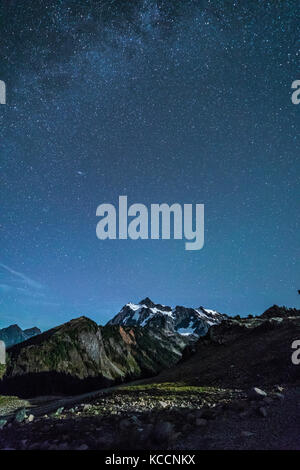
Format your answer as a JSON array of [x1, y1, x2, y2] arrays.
[[2, 303, 299, 400], [0, 325, 41, 348], [108, 297, 227, 337], [0, 316, 188, 397], [260, 304, 300, 319], [151, 305, 300, 388]]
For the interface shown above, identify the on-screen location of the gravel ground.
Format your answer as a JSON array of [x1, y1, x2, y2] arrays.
[[179, 387, 300, 450], [0, 383, 299, 450]]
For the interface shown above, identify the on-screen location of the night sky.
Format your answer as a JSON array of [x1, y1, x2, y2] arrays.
[[0, 0, 299, 330]]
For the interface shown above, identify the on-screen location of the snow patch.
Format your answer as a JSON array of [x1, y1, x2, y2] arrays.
[[202, 308, 219, 316], [195, 309, 210, 319], [127, 303, 142, 311]]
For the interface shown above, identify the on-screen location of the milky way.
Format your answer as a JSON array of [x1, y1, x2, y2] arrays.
[[0, 1, 299, 329]]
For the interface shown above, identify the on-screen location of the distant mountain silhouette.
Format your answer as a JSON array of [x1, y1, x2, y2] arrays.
[[0, 324, 41, 348]]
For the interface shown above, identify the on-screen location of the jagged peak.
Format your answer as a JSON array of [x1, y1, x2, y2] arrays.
[[139, 297, 156, 308], [198, 306, 220, 315], [108, 299, 225, 337], [24, 327, 41, 334], [261, 305, 300, 319], [2, 324, 22, 331]]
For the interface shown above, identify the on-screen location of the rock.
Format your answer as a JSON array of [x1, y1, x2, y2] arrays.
[[201, 408, 217, 420], [239, 410, 250, 418], [194, 410, 205, 418], [27, 414, 34, 422], [119, 418, 131, 431], [274, 393, 284, 400], [158, 401, 168, 409], [39, 441, 50, 450], [263, 397, 273, 404], [249, 387, 267, 400], [54, 407, 64, 416], [182, 423, 193, 433], [48, 444, 60, 451], [241, 431, 255, 437], [15, 408, 27, 423], [0, 419, 7, 430], [195, 418, 207, 426], [258, 406, 267, 417], [187, 412, 195, 423], [28, 443, 41, 450], [152, 421, 174, 443], [230, 400, 247, 412], [131, 415, 141, 424], [57, 443, 70, 450], [83, 404, 92, 411], [139, 423, 153, 441], [76, 444, 89, 450]]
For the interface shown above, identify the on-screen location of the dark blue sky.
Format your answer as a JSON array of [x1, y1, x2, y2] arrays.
[[0, 0, 299, 330]]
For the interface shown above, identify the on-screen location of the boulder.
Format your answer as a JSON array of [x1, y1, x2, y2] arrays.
[[152, 421, 174, 443], [195, 418, 207, 426], [249, 387, 267, 400], [15, 408, 27, 423]]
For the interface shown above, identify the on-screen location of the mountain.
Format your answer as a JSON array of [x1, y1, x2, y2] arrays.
[[0, 298, 226, 396], [0, 316, 189, 397], [260, 304, 300, 319], [0, 324, 41, 348], [108, 297, 227, 337], [23, 327, 41, 338], [1, 305, 300, 451], [149, 305, 300, 389]]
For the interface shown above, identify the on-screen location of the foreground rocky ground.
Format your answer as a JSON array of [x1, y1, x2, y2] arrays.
[[0, 382, 300, 450]]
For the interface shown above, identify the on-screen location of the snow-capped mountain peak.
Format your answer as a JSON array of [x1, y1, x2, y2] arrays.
[[108, 299, 227, 337]]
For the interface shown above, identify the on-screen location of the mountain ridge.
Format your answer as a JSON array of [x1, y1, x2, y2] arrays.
[[0, 324, 41, 348], [1, 302, 299, 397], [107, 297, 227, 337], [0, 315, 188, 396]]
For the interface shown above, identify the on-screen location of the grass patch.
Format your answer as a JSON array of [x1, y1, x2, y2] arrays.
[[0, 396, 22, 408], [118, 382, 221, 394], [0, 395, 30, 417], [0, 364, 5, 379], [0, 395, 22, 407]]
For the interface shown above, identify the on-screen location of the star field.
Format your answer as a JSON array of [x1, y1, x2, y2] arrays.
[[0, 0, 299, 329]]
